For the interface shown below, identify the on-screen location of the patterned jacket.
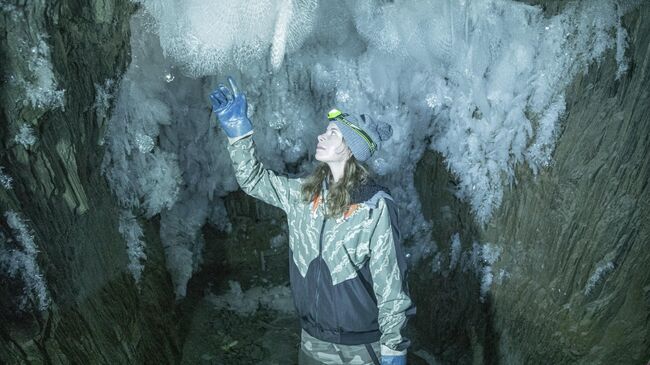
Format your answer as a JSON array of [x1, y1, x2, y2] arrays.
[[227, 135, 416, 355]]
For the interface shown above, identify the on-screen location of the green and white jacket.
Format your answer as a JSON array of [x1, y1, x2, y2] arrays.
[[227, 134, 416, 355]]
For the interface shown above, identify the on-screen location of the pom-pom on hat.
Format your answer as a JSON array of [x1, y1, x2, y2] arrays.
[[327, 108, 393, 162]]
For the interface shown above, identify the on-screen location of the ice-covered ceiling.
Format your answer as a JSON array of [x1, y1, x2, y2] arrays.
[[99, 0, 638, 297]]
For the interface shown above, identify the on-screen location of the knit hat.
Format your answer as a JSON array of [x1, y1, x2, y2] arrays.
[[327, 109, 393, 162]]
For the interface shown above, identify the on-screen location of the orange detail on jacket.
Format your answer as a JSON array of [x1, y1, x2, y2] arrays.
[[311, 194, 359, 220], [311, 194, 321, 215], [343, 204, 359, 220]]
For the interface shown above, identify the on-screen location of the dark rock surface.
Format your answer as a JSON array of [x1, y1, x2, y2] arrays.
[[1, 1, 180, 364], [483, 6, 650, 364]]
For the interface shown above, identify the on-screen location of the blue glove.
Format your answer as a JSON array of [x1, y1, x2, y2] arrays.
[[209, 76, 253, 138], [381, 355, 406, 365]]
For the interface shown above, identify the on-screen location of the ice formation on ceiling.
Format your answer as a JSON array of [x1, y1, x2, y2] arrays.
[[103, 0, 638, 297], [139, 0, 318, 75]]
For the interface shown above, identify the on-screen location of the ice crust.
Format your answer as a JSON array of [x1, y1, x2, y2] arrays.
[[104, 0, 636, 296]]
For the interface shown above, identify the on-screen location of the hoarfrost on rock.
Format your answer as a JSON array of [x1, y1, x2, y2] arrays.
[[14, 124, 37, 148], [1, 211, 50, 311]]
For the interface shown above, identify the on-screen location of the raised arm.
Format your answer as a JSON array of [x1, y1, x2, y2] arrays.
[[210, 77, 296, 212]]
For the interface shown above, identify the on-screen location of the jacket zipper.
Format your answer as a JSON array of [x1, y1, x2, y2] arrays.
[[315, 216, 326, 327]]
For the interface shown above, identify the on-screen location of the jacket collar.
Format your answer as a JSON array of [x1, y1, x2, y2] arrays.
[[321, 178, 392, 208], [350, 179, 392, 207]]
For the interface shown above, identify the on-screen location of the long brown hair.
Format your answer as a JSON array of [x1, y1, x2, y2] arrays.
[[301, 157, 370, 218]]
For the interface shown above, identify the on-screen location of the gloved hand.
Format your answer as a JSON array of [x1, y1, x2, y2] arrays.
[[209, 76, 252, 138], [381, 354, 406, 365]]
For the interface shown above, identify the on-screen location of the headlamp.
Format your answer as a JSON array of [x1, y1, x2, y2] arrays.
[[327, 108, 377, 153]]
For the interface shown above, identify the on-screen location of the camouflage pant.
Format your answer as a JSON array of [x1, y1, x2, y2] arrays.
[[298, 329, 381, 365]]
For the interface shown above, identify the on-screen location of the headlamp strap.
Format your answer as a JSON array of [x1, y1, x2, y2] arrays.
[[327, 109, 377, 153]]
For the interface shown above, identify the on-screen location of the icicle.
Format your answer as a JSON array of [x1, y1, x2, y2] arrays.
[[270, 0, 293, 70]]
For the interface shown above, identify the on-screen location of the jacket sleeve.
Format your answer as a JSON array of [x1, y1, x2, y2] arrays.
[[225, 133, 296, 212], [368, 197, 416, 356]]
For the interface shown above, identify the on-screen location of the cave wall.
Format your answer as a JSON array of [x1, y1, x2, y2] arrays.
[[483, 5, 649, 364], [0, 1, 180, 363], [1, 1, 647, 365], [412, 3, 649, 364]]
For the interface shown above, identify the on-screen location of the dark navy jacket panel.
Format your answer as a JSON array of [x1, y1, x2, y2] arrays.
[[289, 248, 382, 345]]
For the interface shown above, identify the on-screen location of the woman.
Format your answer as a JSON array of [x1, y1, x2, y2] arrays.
[[210, 77, 415, 365]]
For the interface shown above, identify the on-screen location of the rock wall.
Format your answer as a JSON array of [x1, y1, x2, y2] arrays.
[[0, 1, 180, 363], [411, 3, 649, 364], [484, 4, 649, 364]]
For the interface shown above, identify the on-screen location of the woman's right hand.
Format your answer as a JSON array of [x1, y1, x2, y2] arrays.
[[209, 76, 253, 138]]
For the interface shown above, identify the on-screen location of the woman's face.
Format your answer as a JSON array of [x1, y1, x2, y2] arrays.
[[315, 122, 351, 163]]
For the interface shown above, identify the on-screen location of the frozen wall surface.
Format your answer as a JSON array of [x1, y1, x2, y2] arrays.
[[103, 0, 640, 296]]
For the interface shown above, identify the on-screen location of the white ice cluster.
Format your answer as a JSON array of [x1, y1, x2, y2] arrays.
[[14, 124, 37, 148], [433, 232, 502, 302], [584, 261, 615, 296], [136, 0, 318, 75], [0, 211, 50, 311], [1, 4, 65, 112], [206, 280, 294, 316], [104, 0, 638, 296], [135, 0, 635, 225], [102, 14, 182, 219], [0, 166, 13, 190], [449, 232, 462, 271], [102, 12, 245, 297], [118, 210, 147, 285], [93, 79, 115, 124], [22, 35, 66, 110], [477, 242, 502, 302], [159, 192, 213, 298], [463, 240, 502, 303]]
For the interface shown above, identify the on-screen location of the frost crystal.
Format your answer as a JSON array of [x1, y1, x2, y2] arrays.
[[118, 211, 147, 285], [584, 261, 614, 295], [136, 133, 155, 153], [23, 36, 65, 110], [336, 90, 351, 103], [477, 243, 502, 302], [371, 158, 389, 176], [138, 0, 318, 76], [138, 150, 182, 217], [526, 96, 566, 173], [422, 0, 633, 225], [425, 93, 439, 109], [0, 166, 13, 189], [449, 233, 461, 271], [94, 79, 115, 121], [206, 281, 294, 316], [615, 20, 629, 80], [1, 211, 50, 311], [14, 124, 36, 148], [457, 240, 502, 302]]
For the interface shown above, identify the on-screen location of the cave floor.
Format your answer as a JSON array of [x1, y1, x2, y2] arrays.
[[180, 295, 302, 364], [180, 294, 438, 365]]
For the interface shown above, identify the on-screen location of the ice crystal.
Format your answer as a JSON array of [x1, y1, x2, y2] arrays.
[[1, 211, 50, 311], [0, 166, 13, 190], [584, 261, 615, 296], [14, 124, 36, 148], [118, 211, 147, 285]]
